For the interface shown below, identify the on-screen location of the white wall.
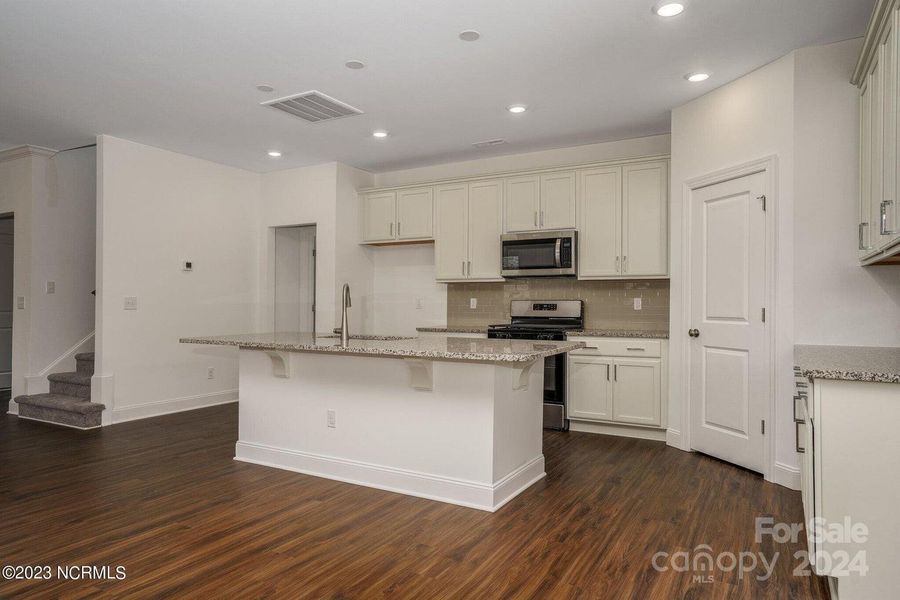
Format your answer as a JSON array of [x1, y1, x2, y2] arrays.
[[372, 245, 447, 335], [794, 39, 900, 345], [670, 52, 797, 484], [96, 135, 259, 423], [335, 163, 375, 334], [373, 134, 671, 188], [0, 146, 96, 409]]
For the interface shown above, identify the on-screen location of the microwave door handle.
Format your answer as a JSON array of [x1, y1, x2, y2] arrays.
[[555, 238, 562, 268]]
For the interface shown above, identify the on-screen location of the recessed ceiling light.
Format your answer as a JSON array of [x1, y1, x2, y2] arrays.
[[685, 72, 710, 82], [267, 150, 282, 158], [459, 30, 480, 42], [256, 84, 275, 93], [345, 60, 366, 70], [372, 130, 389, 138], [507, 104, 528, 114], [653, 2, 684, 17]]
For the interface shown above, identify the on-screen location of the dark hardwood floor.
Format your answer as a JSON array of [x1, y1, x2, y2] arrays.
[[0, 404, 828, 599]]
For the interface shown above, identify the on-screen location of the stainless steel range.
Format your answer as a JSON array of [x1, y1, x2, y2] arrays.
[[487, 300, 583, 431]]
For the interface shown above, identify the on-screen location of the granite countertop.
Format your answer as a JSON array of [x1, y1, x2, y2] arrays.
[[795, 345, 900, 384], [416, 327, 669, 339], [180, 332, 585, 364]]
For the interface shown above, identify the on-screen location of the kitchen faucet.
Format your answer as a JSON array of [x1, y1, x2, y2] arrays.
[[340, 283, 351, 345]]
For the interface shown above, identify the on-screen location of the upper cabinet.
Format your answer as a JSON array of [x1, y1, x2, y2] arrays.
[[578, 161, 668, 279], [503, 172, 575, 232], [855, 0, 900, 264], [434, 180, 503, 282], [362, 187, 433, 244], [359, 157, 668, 279]]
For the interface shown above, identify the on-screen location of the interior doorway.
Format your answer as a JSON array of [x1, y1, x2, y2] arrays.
[[274, 225, 316, 333], [0, 214, 13, 403]]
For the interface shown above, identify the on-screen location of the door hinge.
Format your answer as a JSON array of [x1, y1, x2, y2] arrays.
[[312, 303, 316, 312], [757, 195, 767, 211], [761, 419, 766, 435], [312, 248, 316, 257], [761, 307, 766, 322]]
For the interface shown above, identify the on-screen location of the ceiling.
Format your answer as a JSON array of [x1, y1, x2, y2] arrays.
[[0, 0, 874, 173]]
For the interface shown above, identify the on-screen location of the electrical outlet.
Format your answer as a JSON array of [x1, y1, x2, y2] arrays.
[[124, 296, 138, 310], [415, 297, 424, 310], [207, 367, 215, 380], [470, 297, 477, 309], [633, 297, 642, 310], [327, 409, 336, 428], [45, 281, 55, 294], [16, 296, 25, 310]]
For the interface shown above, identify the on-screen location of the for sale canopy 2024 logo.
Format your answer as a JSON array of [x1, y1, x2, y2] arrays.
[[650, 516, 869, 584]]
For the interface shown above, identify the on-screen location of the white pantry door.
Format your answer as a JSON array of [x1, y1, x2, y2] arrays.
[[689, 171, 768, 474]]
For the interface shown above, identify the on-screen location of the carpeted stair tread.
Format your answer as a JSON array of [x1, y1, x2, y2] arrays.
[[47, 371, 92, 386], [74, 352, 94, 362], [14, 393, 105, 414]]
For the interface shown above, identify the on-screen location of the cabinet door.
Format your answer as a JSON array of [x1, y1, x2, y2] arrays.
[[870, 57, 884, 254], [568, 354, 614, 421], [540, 171, 576, 230], [860, 79, 874, 257], [883, 17, 900, 249], [622, 162, 668, 276], [363, 191, 396, 242], [612, 358, 661, 426], [467, 179, 503, 280], [397, 187, 433, 240], [578, 167, 621, 277], [504, 175, 541, 232], [434, 184, 469, 281]]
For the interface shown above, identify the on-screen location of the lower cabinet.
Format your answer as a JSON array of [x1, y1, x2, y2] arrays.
[[567, 338, 666, 431]]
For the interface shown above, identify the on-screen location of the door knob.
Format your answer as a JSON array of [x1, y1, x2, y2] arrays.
[[688, 328, 700, 338]]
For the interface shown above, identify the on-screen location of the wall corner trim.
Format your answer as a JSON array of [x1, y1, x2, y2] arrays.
[[0, 145, 58, 163]]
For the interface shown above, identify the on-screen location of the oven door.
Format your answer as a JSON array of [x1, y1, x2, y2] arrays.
[[501, 230, 576, 277]]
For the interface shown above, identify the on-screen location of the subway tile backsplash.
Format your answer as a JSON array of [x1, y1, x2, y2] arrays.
[[447, 279, 670, 331]]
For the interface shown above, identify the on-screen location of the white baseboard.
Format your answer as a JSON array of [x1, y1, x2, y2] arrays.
[[666, 427, 687, 450], [111, 389, 238, 424], [569, 419, 667, 442], [772, 461, 801, 491], [235, 440, 545, 512], [7, 400, 18, 415]]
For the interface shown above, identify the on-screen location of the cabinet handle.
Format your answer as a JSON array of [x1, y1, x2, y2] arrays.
[[626, 347, 645, 351], [614, 364, 617, 381], [467, 260, 471, 276], [397, 221, 401, 237], [390, 222, 393, 237], [859, 222, 870, 250], [615, 256, 620, 272], [606, 364, 610, 381], [796, 421, 806, 453], [881, 200, 897, 235], [540, 210, 544, 227], [622, 256, 627, 273], [534, 211, 538, 227], [462, 261, 466, 276]]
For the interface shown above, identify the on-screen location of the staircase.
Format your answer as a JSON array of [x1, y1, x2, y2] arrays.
[[14, 353, 105, 429]]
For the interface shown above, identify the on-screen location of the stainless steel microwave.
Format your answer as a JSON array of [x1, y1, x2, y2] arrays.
[[501, 230, 577, 277]]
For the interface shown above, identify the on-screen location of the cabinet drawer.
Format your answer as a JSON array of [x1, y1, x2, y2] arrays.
[[569, 338, 661, 358]]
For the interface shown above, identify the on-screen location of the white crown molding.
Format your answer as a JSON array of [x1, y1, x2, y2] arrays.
[[851, 0, 898, 86], [0, 145, 58, 163]]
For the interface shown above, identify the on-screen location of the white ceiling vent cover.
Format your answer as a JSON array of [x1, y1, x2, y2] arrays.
[[263, 90, 363, 123]]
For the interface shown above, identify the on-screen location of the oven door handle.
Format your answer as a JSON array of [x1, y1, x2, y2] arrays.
[[555, 238, 562, 268]]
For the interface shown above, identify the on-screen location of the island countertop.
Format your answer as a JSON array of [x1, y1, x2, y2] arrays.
[[180, 332, 585, 363], [795, 344, 900, 384]]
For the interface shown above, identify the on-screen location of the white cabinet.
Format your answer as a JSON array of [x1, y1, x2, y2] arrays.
[[397, 187, 433, 240], [856, 2, 900, 263], [611, 359, 661, 426], [503, 171, 575, 232], [362, 188, 433, 244], [567, 338, 666, 431], [434, 180, 503, 281], [578, 161, 668, 279], [578, 167, 621, 277], [622, 162, 668, 277], [362, 191, 396, 243], [504, 175, 541, 232]]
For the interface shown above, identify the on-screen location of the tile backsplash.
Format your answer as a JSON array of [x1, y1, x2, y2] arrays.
[[447, 279, 670, 331]]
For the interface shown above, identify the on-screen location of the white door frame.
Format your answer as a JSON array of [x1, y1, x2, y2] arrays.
[[678, 155, 778, 482]]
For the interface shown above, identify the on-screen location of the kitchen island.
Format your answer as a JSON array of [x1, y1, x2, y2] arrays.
[[180, 332, 584, 511]]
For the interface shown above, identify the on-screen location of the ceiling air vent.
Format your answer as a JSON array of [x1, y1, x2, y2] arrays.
[[263, 90, 363, 123], [472, 138, 506, 148]]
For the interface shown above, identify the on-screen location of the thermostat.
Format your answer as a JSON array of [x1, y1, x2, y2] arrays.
[[182, 260, 193, 272]]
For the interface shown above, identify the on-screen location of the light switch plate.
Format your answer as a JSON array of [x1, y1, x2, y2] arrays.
[[124, 296, 138, 310], [45, 281, 55, 294], [327, 409, 336, 428], [470, 298, 477, 309], [16, 296, 25, 310], [633, 297, 642, 310]]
